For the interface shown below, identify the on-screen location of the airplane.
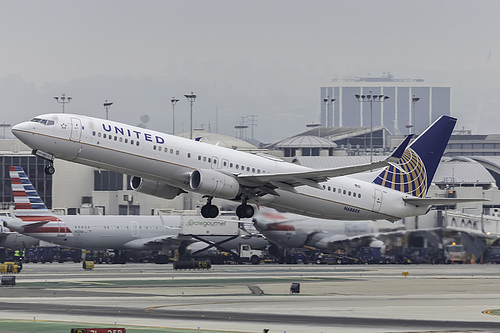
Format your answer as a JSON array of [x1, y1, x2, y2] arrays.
[[252, 208, 385, 257], [12, 113, 469, 221], [2, 166, 268, 263]]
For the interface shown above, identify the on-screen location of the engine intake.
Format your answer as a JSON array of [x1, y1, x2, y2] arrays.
[[190, 169, 240, 199], [130, 177, 183, 200]]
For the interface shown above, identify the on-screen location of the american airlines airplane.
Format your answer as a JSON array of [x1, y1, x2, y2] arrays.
[[12, 113, 461, 220], [2, 166, 267, 262], [2, 167, 182, 257]]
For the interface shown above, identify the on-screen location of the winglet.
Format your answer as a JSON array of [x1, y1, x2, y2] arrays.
[[388, 135, 413, 162]]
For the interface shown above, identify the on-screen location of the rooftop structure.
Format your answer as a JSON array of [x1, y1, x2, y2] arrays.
[[320, 73, 452, 135]]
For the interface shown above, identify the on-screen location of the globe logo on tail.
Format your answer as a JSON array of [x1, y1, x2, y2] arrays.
[[373, 148, 427, 198]]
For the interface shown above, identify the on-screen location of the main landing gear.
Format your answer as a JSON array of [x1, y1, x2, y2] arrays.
[[44, 163, 55, 175], [200, 197, 255, 219], [236, 199, 254, 219], [200, 197, 219, 219]]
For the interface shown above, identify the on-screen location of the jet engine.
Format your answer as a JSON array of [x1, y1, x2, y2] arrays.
[[369, 239, 386, 254], [190, 169, 240, 199], [130, 176, 183, 200]]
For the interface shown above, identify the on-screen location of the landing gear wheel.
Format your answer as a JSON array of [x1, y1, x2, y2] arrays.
[[236, 204, 254, 218], [209, 205, 219, 218], [201, 204, 219, 218], [45, 164, 55, 175]]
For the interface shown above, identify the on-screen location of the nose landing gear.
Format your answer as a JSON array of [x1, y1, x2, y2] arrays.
[[44, 163, 55, 175]]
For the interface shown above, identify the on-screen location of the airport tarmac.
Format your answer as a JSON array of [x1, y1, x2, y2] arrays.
[[1, 263, 500, 333]]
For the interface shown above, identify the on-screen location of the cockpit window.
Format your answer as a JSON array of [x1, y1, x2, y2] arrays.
[[30, 118, 55, 126]]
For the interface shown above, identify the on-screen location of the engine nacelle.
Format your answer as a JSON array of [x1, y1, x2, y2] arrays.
[[190, 169, 240, 199], [130, 177, 183, 200], [369, 239, 386, 254]]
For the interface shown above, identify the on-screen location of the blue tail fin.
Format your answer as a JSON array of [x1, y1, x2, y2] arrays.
[[373, 115, 456, 197]]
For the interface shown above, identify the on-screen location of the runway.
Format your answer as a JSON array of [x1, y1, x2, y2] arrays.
[[1, 263, 500, 332]]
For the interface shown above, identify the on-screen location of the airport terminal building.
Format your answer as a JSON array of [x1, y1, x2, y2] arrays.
[[320, 73, 452, 135]]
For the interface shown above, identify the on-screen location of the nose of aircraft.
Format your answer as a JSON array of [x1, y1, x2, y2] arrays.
[[11, 121, 31, 142], [11, 121, 28, 134]]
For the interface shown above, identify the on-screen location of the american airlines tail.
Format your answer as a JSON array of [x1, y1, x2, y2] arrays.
[[9, 166, 60, 223], [372, 115, 456, 197]]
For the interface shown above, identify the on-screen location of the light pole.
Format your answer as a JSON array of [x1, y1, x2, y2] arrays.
[[0, 123, 11, 139], [171, 97, 179, 135], [184, 92, 196, 140], [53, 94, 72, 113], [235, 125, 248, 140], [323, 96, 336, 127], [103, 100, 113, 120], [411, 95, 420, 135], [306, 122, 321, 137], [355, 92, 390, 162]]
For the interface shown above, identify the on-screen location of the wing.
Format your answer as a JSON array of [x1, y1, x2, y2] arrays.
[[237, 135, 413, 194], [445, 224, 498, 238], [123, 234, 188, 250], [318, 228, 441, 248]]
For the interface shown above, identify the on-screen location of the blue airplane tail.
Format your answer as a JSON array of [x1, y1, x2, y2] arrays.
[[372, 115, 456, 197]]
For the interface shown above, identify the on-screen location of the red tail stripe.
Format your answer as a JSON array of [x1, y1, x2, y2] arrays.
[[15, 203, 33, 209]]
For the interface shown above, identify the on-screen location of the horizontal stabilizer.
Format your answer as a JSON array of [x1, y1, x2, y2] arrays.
[[404, 197, 488, 206]]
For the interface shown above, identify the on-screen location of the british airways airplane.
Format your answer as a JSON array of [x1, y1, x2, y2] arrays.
[[12, 113, 461, 221]]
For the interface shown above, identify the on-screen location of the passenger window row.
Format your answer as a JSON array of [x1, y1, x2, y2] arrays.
[[322, 185, 362, 198], [92, 131, 266, 174], [93, 131, 140, 146]]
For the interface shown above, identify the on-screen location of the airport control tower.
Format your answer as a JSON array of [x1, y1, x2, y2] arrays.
[[320, 73, 452, 135]]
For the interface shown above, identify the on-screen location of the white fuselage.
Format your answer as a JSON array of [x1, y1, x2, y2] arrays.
[[12, 114, 428, 221], [4, 214, 269, 251], [4, 215, 181, 250]]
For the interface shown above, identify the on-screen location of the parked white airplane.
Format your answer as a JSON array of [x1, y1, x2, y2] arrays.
[[2, 166, 267, 260], [12, 113, 463, 220]]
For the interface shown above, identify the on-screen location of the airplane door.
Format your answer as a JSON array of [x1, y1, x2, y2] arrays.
[[221, 158, 229, 170], [131, 221, 139, 237], [57, 222, 67, 237], [211, 156, 220, 169], [70, 118, 82, 142], [373, 189, 382, 212]]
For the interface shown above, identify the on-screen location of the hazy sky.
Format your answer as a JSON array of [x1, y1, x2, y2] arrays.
[[1, 1, 500, 142]]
